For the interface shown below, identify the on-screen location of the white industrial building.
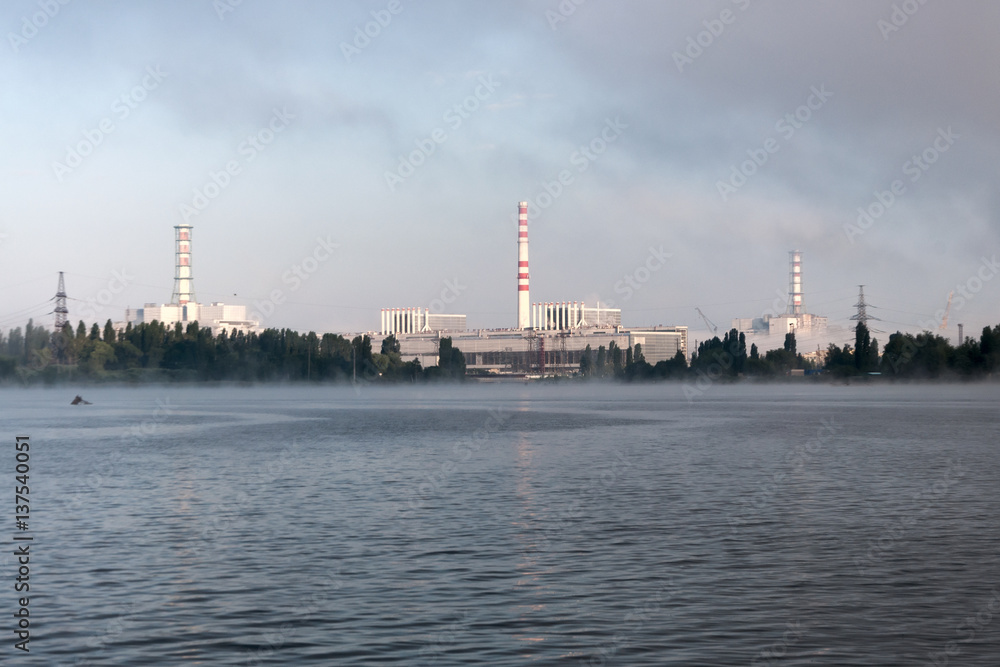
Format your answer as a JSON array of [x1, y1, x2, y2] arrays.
[[380, 308, 467, 335], [373, 326, 686, 376], [371, 201, 685, 376], [122, 224, 259, 334], [732, 251, 828, 337], [125, 301, 259, 334]]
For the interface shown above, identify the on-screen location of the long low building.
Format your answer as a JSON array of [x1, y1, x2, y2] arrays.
[[372, 326, 687, 375], [124, 302, 260, 334]]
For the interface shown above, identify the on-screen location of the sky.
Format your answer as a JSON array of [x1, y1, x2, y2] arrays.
[[2, 0, 998, 349]]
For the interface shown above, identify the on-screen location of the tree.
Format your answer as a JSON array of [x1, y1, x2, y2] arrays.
[[624, 343, 652, 381], [80, 339, 115, 374], [580, 344, 594, 377], [103, 319, 116, 345], [603, 341, 624, 377], [981, 325, 1000, 372], [737, 331, 748, 374], [854, 322, 879, 372], [652, 349, 687, 378], [6, 327, 24, 359], [784, 331, 796, 355], [434, 337, 466, 380], [595, 345, 607, 377], [380, 334, 400, 356]]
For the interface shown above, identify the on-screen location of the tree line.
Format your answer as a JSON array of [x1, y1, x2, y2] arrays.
[[0, 319, 464, 384], [824, 321, 1000, 378], [578, 321, 1000, 381], [4, 317, 999, 384], [578, 329, 814, 381]]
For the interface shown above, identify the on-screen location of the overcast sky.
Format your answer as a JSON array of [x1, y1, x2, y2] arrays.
[[2, 0, 998, 347]]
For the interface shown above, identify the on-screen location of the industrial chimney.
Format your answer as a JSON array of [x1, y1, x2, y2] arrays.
[[172, 224, 195, 305], [517, 201, 530, 329], [788, 250, 803, 315]]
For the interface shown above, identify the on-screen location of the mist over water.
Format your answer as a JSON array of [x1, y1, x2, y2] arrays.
[[2, 383, 998, 665]]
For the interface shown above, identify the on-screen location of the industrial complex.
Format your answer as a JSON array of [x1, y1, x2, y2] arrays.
[[117, 203, 687, 377], [113, 201, 839, 377], [373, 201, 687, 375], [122, 224, 260, 334], [730, 250, 828, 338]]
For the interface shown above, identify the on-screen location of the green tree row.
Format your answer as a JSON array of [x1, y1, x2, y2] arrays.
[[826, 321, 1000, 379], [0, 319, 466, 384]]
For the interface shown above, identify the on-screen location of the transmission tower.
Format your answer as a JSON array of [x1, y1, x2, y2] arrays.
[[52, 271, 70, 363], [850, 285, 880, 326], [54, 271, 69, 330]]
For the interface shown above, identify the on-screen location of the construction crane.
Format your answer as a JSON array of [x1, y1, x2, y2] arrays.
[[695, 307, 718, 334], [939, 291, 953, 330]]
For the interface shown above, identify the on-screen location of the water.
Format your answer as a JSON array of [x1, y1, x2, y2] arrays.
[[1, 383, 998, 665]]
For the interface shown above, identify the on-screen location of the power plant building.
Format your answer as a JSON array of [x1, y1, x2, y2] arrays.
[[731, 250, 827, 337], [376, 201, 686, 376], [123, 224, 259, 334], [380, 308, 467, 335], [372, 326, 686, 375]]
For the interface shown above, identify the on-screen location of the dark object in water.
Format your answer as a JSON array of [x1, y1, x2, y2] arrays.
[[71, 395, 92, 405]]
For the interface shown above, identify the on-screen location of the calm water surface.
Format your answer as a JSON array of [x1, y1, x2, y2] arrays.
[[1, 383, 998, 665]]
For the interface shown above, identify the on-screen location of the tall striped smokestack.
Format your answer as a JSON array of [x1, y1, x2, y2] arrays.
[[172, 224, 194, 305], [517, 201, 530, 329], [789, 250, 803, 315]]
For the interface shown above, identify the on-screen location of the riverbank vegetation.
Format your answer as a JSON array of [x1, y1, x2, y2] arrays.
[[0, 319, 454, 385], [2, 318, 998, 385]]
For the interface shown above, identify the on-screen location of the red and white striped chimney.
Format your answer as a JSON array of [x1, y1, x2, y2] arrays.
[[517, 201, 530, 329]]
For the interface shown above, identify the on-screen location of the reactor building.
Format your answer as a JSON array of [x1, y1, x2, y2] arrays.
[[373, 201, 687, 375], [123, 224, 260, 334], [731, 250, 828, 338]]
